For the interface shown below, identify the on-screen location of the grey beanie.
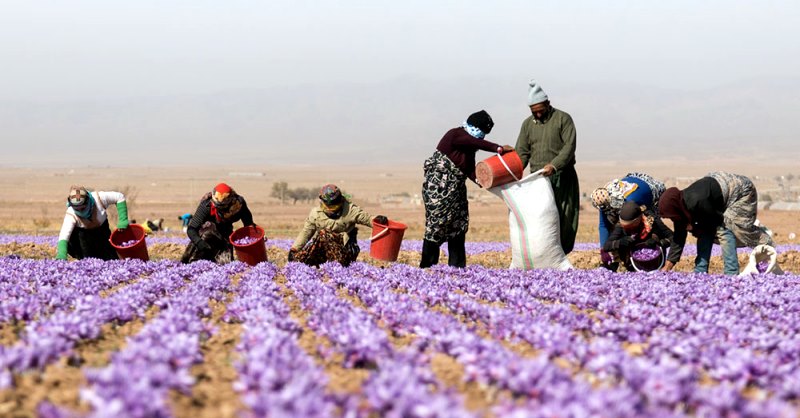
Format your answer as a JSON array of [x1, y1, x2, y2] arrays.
[[527, 80, 549, 106]]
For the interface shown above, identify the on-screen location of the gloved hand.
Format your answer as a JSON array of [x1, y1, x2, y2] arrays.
[[56, 239, 68, 260], [617, 236, 635, 249], [374, 215, 389, 225], [644, 234, 661, 248], [195, 240, 212, 254], [288, 248, 298, 262], [116, 201, 129, 230]]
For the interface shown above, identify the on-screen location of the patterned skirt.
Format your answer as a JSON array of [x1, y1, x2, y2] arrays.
[[294, 229, 359, 267], [422, 151, 469, 244], [707, 171, 773, 247]]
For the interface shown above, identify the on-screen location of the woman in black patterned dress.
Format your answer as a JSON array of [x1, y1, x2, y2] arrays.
[[420, 110, 514, 268]]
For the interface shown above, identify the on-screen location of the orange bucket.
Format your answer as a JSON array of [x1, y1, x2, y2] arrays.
[[475, 151, 524, 188], [109, 224, 150, 261], [369, 219, 407, 262], [229, 225, 267, 266]]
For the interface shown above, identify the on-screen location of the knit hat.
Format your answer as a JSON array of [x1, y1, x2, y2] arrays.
[[658, 187, 691, 223], [619, 201, 643, 223], [466, 110, 494, 135], [319, 184, 342, 205], [527, 80, 549, 106]]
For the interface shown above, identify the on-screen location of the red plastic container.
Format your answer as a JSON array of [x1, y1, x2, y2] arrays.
[[369, 219, 407, 262], [475, 151, 524, 188], [109, 224, 150, 261], [229, 225, 267, 266]]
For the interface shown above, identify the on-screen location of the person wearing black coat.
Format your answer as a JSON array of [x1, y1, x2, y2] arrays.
[[181, 182, 255, 263], [603, 201, 681, 272]]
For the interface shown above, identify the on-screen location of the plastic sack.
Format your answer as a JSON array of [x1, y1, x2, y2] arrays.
[[489, 171, 573, 270], [739, 244, 784, 275]]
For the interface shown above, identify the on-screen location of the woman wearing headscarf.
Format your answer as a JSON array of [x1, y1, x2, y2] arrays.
[[420, 110, 514, 268], [182, 183, 255, 264], [289, 184, 388, 267], [658, 172, 773, 275], [56, 186, 129, 261], [602, 201, 680, 272], [591, 172, 666, 268]]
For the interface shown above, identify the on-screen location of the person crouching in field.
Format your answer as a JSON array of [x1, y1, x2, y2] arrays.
[[658, 172, 773, 275], [602, 201, 681, 272], [591, 172, 666, 268], [289, 184, 387, 267], [420, 110, 514, 268], [182, 183, 255, 264], [56, 186, 129, 261]]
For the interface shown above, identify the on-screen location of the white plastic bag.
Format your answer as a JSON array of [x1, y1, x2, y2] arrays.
[[489, 172, 573, 270], [739, 244, 784, 275]]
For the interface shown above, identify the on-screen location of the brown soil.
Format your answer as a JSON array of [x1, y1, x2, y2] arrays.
[[170, 298, 244, 418], [0, 308, 156, 417]]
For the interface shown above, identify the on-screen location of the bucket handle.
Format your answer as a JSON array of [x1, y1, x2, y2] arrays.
[[497, 153, 521, 182], [370, 225, 391, 242]]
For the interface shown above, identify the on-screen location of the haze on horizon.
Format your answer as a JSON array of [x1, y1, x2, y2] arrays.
[[1, 0, 799, 167]]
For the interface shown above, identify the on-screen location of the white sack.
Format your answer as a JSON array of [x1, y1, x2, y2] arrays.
[[490, 172, 573, 270], [739, 244, 784, 275]]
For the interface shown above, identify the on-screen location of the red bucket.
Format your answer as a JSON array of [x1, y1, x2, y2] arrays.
[[475, 151, 524, 188], [370, 220, 407, 262], [109, 224, 150, 261], [229, 225, 267, 266]]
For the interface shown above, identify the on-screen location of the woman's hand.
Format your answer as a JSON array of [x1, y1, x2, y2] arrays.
[[497, 145, 515, 155]]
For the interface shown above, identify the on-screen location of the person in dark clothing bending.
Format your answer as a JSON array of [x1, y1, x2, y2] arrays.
[[181, 182, 255, 263], [603, 201, 680, 272], [658, 172, 772, 275], [420, 110, 514, 268]]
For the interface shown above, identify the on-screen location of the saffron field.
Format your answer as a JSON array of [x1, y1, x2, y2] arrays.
[[0, 235, 799, 417]]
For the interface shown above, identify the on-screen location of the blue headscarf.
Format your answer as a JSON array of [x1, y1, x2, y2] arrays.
[[67, 191, 96, 219], [462, 121, 485, 139]]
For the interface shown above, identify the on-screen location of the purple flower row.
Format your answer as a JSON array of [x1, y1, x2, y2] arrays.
[[224, 263, 338, 417], [321, 262, 644, 417], [0, 258, 154, 325], [0, 260, 210, 389], [77, 261, 245, 417], [327, 262, 798, 416], [418, 265, 800, 413], [285, 262, 475, 417]]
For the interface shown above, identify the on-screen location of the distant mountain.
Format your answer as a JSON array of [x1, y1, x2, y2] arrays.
[[1, 76, 798, 166]]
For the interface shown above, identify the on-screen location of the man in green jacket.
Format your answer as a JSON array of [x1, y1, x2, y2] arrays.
[[514, 80, 579, 254]]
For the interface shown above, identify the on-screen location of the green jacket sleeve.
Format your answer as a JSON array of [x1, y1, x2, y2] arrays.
[[292, 211, 317, 250], [56, 239, 68, 260], [514, 120, 531, 170], [116, 201, 129, 229], [550, 113, 577, 170], [350, 204, 374, 228]]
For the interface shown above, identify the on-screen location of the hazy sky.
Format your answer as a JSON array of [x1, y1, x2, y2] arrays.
[[2, 0, 799, 101]]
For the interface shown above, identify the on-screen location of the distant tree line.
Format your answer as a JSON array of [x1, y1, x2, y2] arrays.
[[270, 182, 318, 205]]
